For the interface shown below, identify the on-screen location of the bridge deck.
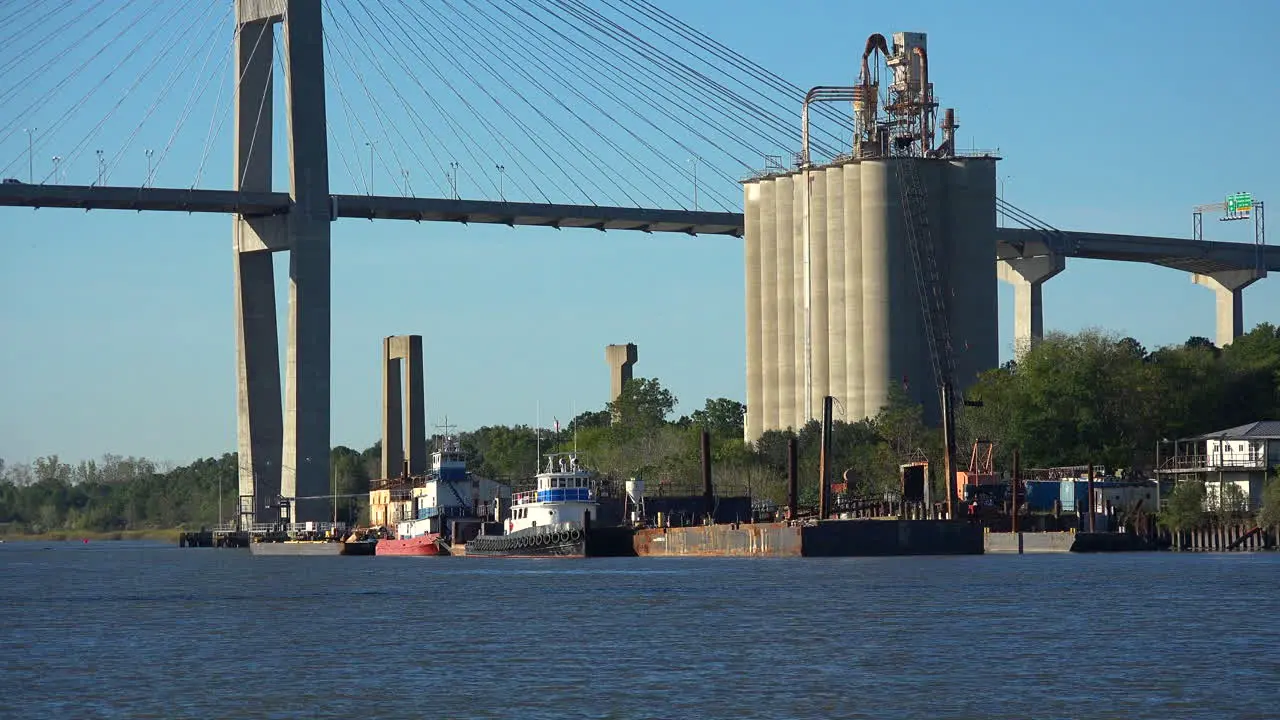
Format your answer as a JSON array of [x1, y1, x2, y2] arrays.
[[1, 183, 1272, 272]]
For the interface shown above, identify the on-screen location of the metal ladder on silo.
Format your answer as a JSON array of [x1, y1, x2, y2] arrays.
[[893, 156, 957, 402]]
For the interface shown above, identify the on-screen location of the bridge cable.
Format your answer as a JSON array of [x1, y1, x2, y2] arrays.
[[503, 0, 768, 176], [377, 0, 589, 203], [0, 0, 109, 85], [321, 3, 450, 196], [151, 3, 237, 187], [320, 2, 418, 197], [102, 1, 226, 187], [341, 0, 540, 201], [392, 0, 635, 206], [0, 0, 166, 152], [428, 0, 671, 208], [463, 0, 738, 211], [553, 0, 840, 160], [618, 0, 855, 150], [0, 0, 186, 180], [541, 0, 798, 161]]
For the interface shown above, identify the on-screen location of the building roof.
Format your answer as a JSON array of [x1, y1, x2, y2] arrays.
[[1190, 421, 1280, 441]]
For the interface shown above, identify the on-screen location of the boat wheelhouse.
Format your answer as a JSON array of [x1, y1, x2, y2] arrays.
[[506, 452, 599, 535]]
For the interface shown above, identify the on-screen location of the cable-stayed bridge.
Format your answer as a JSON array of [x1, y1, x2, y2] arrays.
[[0, 0, 1272, 522]]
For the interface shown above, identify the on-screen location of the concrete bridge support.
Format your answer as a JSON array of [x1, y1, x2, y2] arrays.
[[998, 255, 1065, 360], [1192, 269, 1264, 347], [233, 0, 331, 522], [606, 343, 638, 423], [233, 7, 284, 525], [381, 335, 427, 479]]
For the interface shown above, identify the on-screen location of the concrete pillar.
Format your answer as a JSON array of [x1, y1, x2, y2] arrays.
[[381, 335, 426, 478], [843, 163, 864, 419], [825, 166, 846, 410], [233, 11, 285, 525], [792, 175, 807, 428], [280, 0, 332, 522], [775, 175, 796, 430], [381, 338, 403, 479], [606, 343, 638, 423], [1192, 269, 1263, 347], [998, 255, 1065, 360], [743, 183, 763, 442], [808, 171, 830, 421], [759, 180, 779, 433]]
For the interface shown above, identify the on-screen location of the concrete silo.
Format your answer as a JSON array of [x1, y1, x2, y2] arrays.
[[741, 31, 999, 442]]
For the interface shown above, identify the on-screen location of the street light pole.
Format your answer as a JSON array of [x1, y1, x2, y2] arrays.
[[24, 127, 35, 183], [365, 141, 375, 195], [495, 164, 505, 201], [145, 149, 154, 187], [688, 156, 699, 210]]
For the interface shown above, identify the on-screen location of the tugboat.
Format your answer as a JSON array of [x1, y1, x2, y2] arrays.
[[372, 428, 511, 556], [465, 452, 633, 558]]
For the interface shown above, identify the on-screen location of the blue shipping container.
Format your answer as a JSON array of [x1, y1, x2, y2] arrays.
[[1024, 481, 1060, 512]]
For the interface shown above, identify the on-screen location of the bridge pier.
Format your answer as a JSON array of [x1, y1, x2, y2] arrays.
[[232, 0, 331, 522], [998, 254, 1064, 360], [233, 9, 284, 524], [381, 336, 427, 478], [1192, 269, 1264, 347], [605, 343, 638, 424]]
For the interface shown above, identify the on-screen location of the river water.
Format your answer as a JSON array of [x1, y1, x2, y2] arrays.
[[1, 541, 1277, 719]]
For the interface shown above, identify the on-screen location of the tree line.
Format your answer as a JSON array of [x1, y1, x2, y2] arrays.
[[3, 324, 1278, 535]]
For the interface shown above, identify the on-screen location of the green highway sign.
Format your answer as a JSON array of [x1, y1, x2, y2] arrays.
[[1225, 192, 1254, 215]]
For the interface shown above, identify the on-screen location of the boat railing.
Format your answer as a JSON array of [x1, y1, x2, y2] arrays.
[[513, 487, 595, 505]]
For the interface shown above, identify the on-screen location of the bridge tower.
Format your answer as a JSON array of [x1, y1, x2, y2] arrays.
[[233, 0, 331, 522]]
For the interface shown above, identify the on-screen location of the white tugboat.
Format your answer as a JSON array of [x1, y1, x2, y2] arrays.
[[465, 452, 605, 558]]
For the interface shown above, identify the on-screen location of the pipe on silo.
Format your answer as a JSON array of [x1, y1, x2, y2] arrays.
[[809, 171, 830, 420], [825, 165, 846, 410], [843, 162, 865, 419], [775, 175, 796, 431], [860, 160, 893, 417], [792, 173, 807, 429], [759, 179, 779, 433], [743, 181, 763, 442]]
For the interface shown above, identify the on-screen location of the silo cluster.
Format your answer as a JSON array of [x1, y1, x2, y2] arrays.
[[742, 156, 999, 442]]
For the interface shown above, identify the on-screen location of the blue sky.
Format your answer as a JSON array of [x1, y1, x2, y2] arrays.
[[1, 0, 1278, 466]]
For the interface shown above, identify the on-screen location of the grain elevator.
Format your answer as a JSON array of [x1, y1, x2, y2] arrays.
[[743, 31, 998, 442]]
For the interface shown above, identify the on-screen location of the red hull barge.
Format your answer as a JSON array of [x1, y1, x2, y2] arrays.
[[376, 534, 443, 556]]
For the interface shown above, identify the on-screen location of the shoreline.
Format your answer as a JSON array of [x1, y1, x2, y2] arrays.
[[0, 529, 181, 543]]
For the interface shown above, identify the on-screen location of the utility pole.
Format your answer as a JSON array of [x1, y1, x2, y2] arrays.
[[495, 164, 505, 201]]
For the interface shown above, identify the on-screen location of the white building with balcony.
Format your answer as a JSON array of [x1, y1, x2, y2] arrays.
[[1158, 421, 1280, 511]]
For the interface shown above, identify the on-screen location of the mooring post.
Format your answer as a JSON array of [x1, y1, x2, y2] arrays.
[[700, 430, 713, 523], [786, 436, 798, 520], [941, 382, 958, 520], [1011, 449, 1020, 534], [1086, 461, 1096, 533], [818, 395, 833, 520]]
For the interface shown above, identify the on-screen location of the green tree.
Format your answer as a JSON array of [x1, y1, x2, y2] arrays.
[[1159, 479, 1206, 532], [687, 398, 746, 440], [607, 377, 677, 429], [1259, 472, 1280, 529]]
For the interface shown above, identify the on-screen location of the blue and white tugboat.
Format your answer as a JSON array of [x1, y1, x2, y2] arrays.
[[466, 452, 627, 558]]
